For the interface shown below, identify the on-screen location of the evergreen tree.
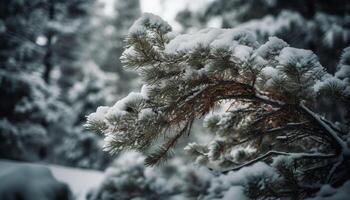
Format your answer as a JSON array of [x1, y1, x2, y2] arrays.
[[86, 14, 350, 198], [0, 0, 114, 169], [0, 0, 69, 161], [43, 0, 117, 169], [87, 151, 211, 200], [90, 0, 141, 95], [176, 0, 350, 70], [201, 0, 349, 26]]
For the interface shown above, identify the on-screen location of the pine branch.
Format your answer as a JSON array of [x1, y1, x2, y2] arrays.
[[145, 120, 193, 166], [264, 122, 308, 134], [235, 122, 309, 148], [144, 146, 174, 167], [220, 151, 336, 174], [326, 155, 344, 183], [218, 93, 285, 107], [251, 107, 285, 126], [320, 117, 344, 135], [299, 102, 349, 155]]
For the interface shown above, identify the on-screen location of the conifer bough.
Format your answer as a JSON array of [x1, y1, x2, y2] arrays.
[[86, 13, 350, 195]]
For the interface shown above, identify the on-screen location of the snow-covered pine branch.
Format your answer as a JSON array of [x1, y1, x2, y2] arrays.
[[86, 13, 350, 198]]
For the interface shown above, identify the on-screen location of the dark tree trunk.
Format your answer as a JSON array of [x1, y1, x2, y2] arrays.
[[43, 0, 55, 83]]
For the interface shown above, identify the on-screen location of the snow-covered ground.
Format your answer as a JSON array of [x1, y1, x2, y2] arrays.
[[0, 160, 104, 200], [49, 164, 104, 200]]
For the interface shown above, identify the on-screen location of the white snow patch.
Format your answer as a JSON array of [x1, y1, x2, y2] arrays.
[[335, 65, 350, 79], [49, 164, 104, 200], [233, 45, 253, 62], [261, 66, 279, 78], [138, 108, 156, 120], [86, 106, 109, 123], [129, 12, 171, 34], [222, 186, 248, 200], [165, 28, 256, 54], [205, 162, 279, 199], [255, 36, 288, 59], [278, 47, 315, 68], [306, 181, 350, 200], [105, 92, 145, 119], [0, 160, 104, 200]]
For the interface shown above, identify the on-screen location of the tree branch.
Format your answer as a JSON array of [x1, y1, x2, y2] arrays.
[[217, 93, 284, 107], [221, 151, 336, 174], [145, 119, 193, 166], [299, 102, 349, 155]]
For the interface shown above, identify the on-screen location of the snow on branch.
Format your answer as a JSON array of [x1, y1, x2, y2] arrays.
[[86, 14, 349, 184], [220, 150, 336, 173]]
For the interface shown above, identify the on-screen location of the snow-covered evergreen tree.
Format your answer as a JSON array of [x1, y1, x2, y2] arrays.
[[86, 14, 350, 198], [90, 0, 141, 94], [0, 0, 114, 169], [42, 0, 118, 169], [0, 0, 70, 161], [87, 151, 211, 200], [50, 62, 117, 169]]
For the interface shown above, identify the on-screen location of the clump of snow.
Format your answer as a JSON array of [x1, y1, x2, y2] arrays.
[[86, 84, 153, 126], [274, 46, 328, 97], [206, 16, 223, 28], [336, 64, 350, 80], [222, 186, 248, 200], [258, 65, 282, 89], [205, 162, 280, 199], [278, 47, 319, 69], [128, 12, 172, 34], [102, 133, 119, 153], [203, 102, 252, 136], [314, 76, 345, 93], [84, 84, 161, 155], [165, 28, 221, 53], [140, 84, 153, 99], [271, 154, 301, 168], [313, 75, 350, 97], [86, 106, 109, 124], [203, 113, 220, 128], [222, 162, 279, 186], [336, 47, 350, 79], [204, 112, 229, 132], [138, 108, 156, 120], [120, 46, 137, 61], [233, 44, 253, 62], [261, 66, 279, 82], [230, 146, 256, 162], [105, 91, 146, 119], [255, 36, 289, 59], [313, 47, 350, 96], [165, 28, 257, 54]]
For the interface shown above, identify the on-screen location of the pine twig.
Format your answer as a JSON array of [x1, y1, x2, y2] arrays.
[[220, 151, 336, 174]]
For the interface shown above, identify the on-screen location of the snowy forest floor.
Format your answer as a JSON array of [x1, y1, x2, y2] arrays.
[[0, 159, 104, 200]]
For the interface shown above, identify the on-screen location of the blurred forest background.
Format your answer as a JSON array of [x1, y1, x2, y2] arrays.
[[0, 0, 349, 199]]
